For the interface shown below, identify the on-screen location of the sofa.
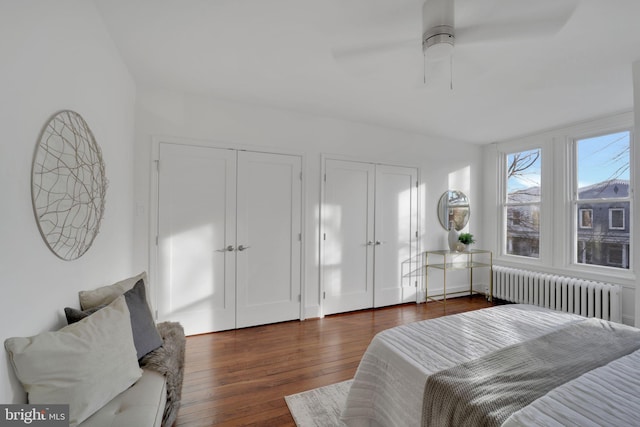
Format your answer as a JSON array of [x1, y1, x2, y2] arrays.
[[4, 272, 185, 427]]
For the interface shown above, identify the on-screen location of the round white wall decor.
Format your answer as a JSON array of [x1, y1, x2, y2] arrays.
[[31, 110, 107, 260]]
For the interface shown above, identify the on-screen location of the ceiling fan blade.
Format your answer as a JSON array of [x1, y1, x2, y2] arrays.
[[456, 0, 579, 44], [333, 39, 422, 79], [333, 38, 419, 62]]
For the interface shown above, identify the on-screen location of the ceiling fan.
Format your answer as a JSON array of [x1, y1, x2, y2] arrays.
[[332, 0, 579, 85]]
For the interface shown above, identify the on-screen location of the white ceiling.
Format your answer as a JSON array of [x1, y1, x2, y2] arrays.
[[94, 0, 640, 144]]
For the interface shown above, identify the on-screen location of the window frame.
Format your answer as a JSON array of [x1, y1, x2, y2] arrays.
[[491, 112, 634, 284], [570, 128, 633, 272], [497, 140, 550, 266]]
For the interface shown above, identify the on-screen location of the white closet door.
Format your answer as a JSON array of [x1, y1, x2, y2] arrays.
[[322, 159, 375, 315], [157, 143, 236, 334], [374, 165, 418, 307], [235, 151, 302, 328]]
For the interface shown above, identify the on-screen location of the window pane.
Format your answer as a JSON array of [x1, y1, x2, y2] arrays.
[[576, 201, 629, 269], [577, 132, 630, 199], [507, 149, 541, 203], [505, 148, 541, 258], [575, 131, 630, 269], [506, 205, 540, 258]]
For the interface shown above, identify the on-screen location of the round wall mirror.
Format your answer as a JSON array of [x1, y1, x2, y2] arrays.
[[437, 190, 470, 231]]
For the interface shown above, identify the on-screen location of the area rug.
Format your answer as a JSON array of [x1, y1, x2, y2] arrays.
[[285, 380, 352, 427]]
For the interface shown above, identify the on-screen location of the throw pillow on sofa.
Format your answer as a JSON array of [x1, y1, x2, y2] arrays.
[[4, 295, 142, 426], [66, 279, 163, 359], [64, 304, 105, 323], [79, 271, 147, 310]]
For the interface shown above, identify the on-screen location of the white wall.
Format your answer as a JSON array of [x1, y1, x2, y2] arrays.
[[133, 89, 485, 319], [0, 2, 136, 403]]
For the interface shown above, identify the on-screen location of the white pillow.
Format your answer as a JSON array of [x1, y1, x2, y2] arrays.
[[79, 271, 147, 310], [4, 295, 142, 426]]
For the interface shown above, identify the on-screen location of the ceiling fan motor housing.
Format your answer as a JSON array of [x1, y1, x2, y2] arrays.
[[422, 0, 455, 58], [422, 25, 455, 58]]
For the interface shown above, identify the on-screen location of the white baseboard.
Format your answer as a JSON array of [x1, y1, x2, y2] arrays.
[[303, 305, 322, 320], [426, 282, 489, 301]]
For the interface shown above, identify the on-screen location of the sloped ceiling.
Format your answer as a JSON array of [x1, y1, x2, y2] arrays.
[[94, 0, 640, 144]]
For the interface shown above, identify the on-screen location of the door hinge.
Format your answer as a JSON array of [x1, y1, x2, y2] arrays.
[[415, 231, 418, 238], [155, 235, 159, 246], [155, 160, 160, 172], [324, 173, 327, 182], [299, 171, 303, 181], [298, 294, 301, 302], [323, 233, 326, 240], [155, 310, 158, 320], [298, 233, 302, 241], [415, 281, 418, 288], [416, 180, 418, 188], [323, 291, 326, 299]]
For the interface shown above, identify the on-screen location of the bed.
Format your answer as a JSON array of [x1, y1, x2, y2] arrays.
[[340, 304, 640, 427]]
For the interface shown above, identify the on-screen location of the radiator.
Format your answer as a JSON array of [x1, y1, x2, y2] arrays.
[[493, 265, 622, 323]]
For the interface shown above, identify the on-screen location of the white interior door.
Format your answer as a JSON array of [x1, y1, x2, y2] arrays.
[[374, 165, 418, 307], [235, 151, 302, 328], [157, 143, 236, 334], [322, 159, 375, 315]]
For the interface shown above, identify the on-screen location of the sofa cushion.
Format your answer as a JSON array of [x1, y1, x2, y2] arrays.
[[67, 280, 163, 359], [78, 369, 166, 427], [4, 295, 142, 426], [79, 271, 147, 310]]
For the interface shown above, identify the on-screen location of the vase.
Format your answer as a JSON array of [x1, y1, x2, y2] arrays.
[[447, 221, 459, 251]]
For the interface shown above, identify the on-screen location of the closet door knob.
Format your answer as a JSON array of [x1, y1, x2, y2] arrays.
[[226, 245, 235, 252], [375, 241, 382, 245], [237, 245, 250, 251], [367, 241, 374, 246]]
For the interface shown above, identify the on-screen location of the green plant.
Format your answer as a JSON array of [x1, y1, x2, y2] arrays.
[[458, 233, 475, 245]]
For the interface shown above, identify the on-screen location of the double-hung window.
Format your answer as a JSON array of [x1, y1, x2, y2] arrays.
[[504, 148, 542, 258], [495, 114, 633, 278], [573, 131, 631, 269]]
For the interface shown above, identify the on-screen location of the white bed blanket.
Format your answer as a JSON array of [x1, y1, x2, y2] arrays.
[[504, 347, 640, 427], [340, 304, 585, 427]]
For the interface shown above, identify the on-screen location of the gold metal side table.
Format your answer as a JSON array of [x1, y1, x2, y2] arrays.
[[423, 249, 493, 308]]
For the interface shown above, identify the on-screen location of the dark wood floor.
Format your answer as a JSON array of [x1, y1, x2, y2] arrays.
[[175, 295, 495, 426]]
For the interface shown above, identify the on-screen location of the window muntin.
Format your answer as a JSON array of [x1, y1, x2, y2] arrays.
[[505, 148, 541, 258], [574, 131, 630, 270]]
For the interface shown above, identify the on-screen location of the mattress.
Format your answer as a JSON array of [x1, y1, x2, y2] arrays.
[[340, 304, 599, 427]]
